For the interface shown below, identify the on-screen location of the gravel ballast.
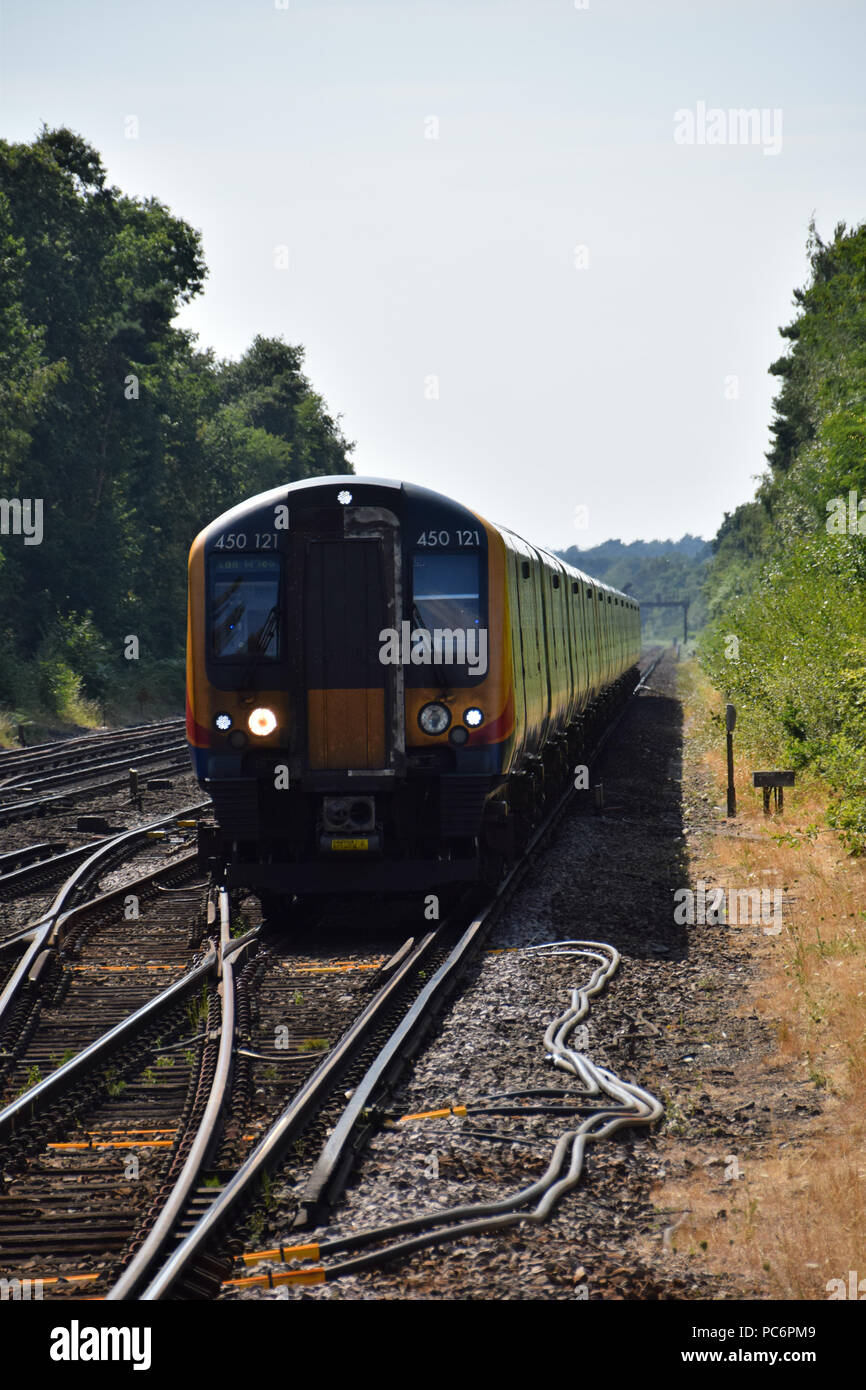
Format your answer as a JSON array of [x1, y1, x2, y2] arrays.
[[224, 653, 819, 1301]]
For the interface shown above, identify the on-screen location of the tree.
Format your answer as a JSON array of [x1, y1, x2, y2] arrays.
[[0, 128, 355, 713]]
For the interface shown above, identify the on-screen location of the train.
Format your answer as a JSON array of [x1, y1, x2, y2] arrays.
[[186, 476, 641, 910]]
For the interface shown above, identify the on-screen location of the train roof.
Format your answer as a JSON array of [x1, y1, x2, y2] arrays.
[[192, 475, 482, 546], [497, 528, 637, 609], [190, 475, 638, 608]]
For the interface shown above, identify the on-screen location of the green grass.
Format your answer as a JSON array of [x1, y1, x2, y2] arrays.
[[701, 532, 866, 852], [14, 1063, 42, 1098]]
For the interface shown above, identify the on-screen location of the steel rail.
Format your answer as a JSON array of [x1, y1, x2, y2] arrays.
[[0, 739, 188, 793], [131, 924, 441, 1301], [127, 656, 658, 1298], [0, 802, 209, 1034], [236, 942, 661, 1285], [0, 836, 121, 897], [105, 888, 245, 1301], [0, 757, 193, 824], [0, 841, 67, 872], [0, 921, 44, 955], [0, 943, 216, 1146], [292, 655, 661, 1221], [0, 729, 186, 787], [0, 718, 184, 773]]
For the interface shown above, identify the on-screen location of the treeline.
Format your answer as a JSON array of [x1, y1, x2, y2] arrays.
[[701, 219, 866, 847], [0, 128, 352, 731], [557, 537, 711, 639]]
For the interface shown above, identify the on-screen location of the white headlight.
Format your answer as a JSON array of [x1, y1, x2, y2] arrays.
[[248, 707, 277, 736], [464, 707, 483, 727], [418, 702, 451, 735]]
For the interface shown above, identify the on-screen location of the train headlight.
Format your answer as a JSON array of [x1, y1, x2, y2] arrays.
[[248, 707, 278, 736], [214, 713, 232, 732], [463, 707, 484, 727], [418, 702, 451, 735]]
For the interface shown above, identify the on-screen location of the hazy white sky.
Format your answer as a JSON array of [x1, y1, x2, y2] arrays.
[[2, 0, 864, 548]]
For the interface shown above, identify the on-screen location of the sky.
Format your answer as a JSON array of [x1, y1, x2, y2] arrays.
[[1, 0, 864, 549]]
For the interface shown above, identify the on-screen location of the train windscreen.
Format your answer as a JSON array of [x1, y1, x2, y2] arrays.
[[209, 554, 282, 659], [411, 552, 482, 630]]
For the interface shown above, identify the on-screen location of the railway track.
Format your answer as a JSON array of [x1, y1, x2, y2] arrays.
[[0, 731, 190, 827], [0, 804, 211, 1090], [0, 718, 185, 782], [0, 887, 412, 1299], [0, 664, 661, 1301], [0, 823, 204, 939], [0, 944, 217, 1294], [0, 803, 215, 1295], [0, 721, 203, 942], [107, 657, 662, 1300], [0, 836, 134, 908]]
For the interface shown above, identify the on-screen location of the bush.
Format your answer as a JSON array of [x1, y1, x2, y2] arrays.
[[700, 533, 866, 849]]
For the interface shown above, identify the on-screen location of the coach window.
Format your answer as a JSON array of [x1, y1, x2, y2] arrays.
[[210, 554, 282, 659], [412, 552, 482, 630]]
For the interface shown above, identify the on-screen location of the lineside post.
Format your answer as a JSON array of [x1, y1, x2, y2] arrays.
[[725, 703, 736, 818], [752, 770, 795, 817]]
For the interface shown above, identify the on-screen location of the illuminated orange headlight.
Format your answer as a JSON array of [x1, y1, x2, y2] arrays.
[[248, 707, 277, 736]]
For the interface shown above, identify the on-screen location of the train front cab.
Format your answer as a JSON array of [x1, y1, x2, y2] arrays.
[[187, 478, 642, 906], [188, 478, 516, 900]]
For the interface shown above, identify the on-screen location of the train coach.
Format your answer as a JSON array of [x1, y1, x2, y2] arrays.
[[186, 476, 640, 909]]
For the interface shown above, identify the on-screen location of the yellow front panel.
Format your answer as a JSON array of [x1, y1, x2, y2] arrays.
[[307, 688, 385, 769]]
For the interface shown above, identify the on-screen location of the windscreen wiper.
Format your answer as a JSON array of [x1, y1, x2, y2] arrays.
[[240, 604, 281, 690], [411, 602, 450, 691]]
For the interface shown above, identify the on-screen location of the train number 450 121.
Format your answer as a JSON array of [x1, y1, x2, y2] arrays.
[[415, 529, 480, 546]]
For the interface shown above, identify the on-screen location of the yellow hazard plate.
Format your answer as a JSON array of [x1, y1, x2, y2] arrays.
[[330, 838, 369, 852]]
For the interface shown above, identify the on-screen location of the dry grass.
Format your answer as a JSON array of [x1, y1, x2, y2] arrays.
[[661, 660, 866, 1299], [0, 710, 19, 749]]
